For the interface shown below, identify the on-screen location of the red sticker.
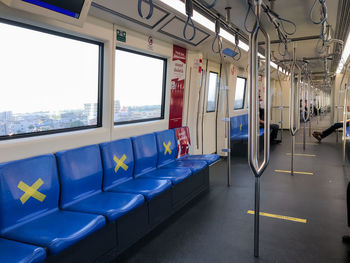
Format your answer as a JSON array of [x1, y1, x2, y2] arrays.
[[176, 127, 191, 158], [169, 45, 187, 129]]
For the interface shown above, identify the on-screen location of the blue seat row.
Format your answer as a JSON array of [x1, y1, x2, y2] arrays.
[[0, 127, 219, 263], [230, 114, 264, 141], [0, 238, 46, 263]]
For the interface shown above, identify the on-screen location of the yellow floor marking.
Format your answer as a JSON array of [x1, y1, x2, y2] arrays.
[[247, 210, 307, 223], [286, 153, 316, 157], [274, 169, 314, 175]]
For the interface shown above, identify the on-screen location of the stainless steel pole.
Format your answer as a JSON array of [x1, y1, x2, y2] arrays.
[[248, 0, 270, 258]]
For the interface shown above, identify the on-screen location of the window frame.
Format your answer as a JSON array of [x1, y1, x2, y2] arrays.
[[0, 18, 104, 141], [114, 46, 167, 125], [206, 71, 219, 113], [234, 76, 247, 110]]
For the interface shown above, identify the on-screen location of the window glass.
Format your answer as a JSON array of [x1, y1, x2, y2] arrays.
[[0, 21, 102, 140], [206, 72, 218, 112], [234, 77, 247, 110], [114, 48, 166, 124]]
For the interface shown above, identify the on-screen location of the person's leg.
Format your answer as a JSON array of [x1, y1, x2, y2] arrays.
[[270, 124, 279, 141], [320, 122, 343, 138]]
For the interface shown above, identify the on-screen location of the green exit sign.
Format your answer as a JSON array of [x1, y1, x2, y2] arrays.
[[117, 29, 126, 42]]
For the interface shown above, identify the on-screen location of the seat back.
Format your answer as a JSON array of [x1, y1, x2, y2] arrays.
[[56, 145, 103, 208], [230, 114, 248, 135], [155, 129, 177, 166], [0, 154, 59, 234], [242, 114, 248, 131], [131, 133, 158, 177], [100, 138, 134, 190]]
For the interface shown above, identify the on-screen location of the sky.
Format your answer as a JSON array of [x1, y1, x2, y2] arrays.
[[0, 22, 99, 113], [115, 49, 164, 107]]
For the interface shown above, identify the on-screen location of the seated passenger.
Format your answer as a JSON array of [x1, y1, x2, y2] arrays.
[[259, 94, 281, 144], [312, 119, 349, 142]]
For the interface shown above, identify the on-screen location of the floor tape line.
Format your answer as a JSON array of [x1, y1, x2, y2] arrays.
[[285, 153, 316, 157], [296, 142, 318, 145], [247, 210, 307, 223], [274, 169, 314, 175]]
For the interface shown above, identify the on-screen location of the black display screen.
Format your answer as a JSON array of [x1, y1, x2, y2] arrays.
[[23, 0, 85, 18]]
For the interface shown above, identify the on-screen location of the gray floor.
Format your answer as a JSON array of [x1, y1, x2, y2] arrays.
[[116, 114, 350, 263]]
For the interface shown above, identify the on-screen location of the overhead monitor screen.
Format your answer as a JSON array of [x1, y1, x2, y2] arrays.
[[22, 0, 85, 18]]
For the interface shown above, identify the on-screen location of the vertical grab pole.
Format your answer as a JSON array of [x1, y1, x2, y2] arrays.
[[343, 85, 349, 164], [277, 65, 284, 141], [308, 79, 312, 137], [289, 44, 298, 176], [221, 60, 231, 186], [307, 76, 311, 136], [301, 68, 311, 151], [248, 0, 270, 257], [302, 81, 306, 151], [280, 106, 284, 141], [336, 65, 349, 143], [227, 76, 231, 187]]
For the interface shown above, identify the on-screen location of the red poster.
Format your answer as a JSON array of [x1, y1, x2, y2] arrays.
[[176, 127, 191, 158], [169, 45, 187, 129]]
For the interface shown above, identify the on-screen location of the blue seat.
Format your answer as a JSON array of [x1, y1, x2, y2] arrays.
[[0, 238, 46, 263], [170, 127, 219, 165], [138, 168, 191, 185], [347, 127, 350, 137], [99, 138, 172, 200], [154, 130, 207, 173], [56, 145, 145, 221], [0, 154, 105, 255], [230, 114, 264, 141], [179, 154, 220, 165]]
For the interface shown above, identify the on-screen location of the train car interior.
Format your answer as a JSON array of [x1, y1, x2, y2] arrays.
[[0, 0, 350, 262]]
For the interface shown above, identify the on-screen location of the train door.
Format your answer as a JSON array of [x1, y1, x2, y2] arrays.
[[202, 61, 221, 154]]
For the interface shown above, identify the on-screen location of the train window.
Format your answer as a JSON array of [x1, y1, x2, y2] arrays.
[[114, 48, 166, 124], [206, 72, 219, 112], [0, 20, 103, 140], [234, 77, 247, 110]]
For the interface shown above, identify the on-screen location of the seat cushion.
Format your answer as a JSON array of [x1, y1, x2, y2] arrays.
[[180, 154, 220, 165], [138, 168, 192, 185], [2, 210, 105, 255], [230, 134, 241, 141], [0, 238, 46, 263], [64, 192, 145, 221], [108, 178, 172, 201], [160, 160, 207, 173]]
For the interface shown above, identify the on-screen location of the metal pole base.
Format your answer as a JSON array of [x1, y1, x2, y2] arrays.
[[291, 135, 295, 176], [254, 177, 261, 257]]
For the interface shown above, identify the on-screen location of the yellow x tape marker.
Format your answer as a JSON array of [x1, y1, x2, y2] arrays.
[[17, 178, 46, 205], [114, 154, 128, 173], [240, 123, 243, 131], [163, 141, 172, 155]]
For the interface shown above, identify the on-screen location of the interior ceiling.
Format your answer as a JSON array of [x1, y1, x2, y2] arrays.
[[90, 0, 341, 79], [212, 0, 340, 76]]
